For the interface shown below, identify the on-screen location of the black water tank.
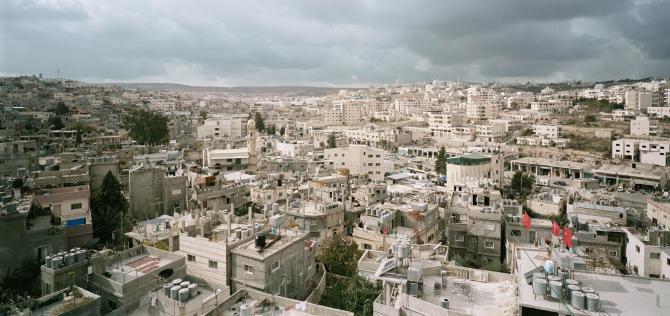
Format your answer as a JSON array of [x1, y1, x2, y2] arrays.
[[255, 233, 266, 248]]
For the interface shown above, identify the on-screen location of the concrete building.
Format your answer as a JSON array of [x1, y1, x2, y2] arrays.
[[516, 245, 670, 315], [623, 228, 670, 278], [36, 185, 93, 248], [647, 106, 670, 118], [595, 163, 667, 190], [129, 164, 187, 220], [647, 198, 670, 230], [446, 188, 503, 265], [213, 288, 352, 316], [510, 157, 592, 180], [625, 90, 652, 111], [445, 152, 497, 191], [0, 139, 38, 177], [0, 195, 67, 281], [630, 116, 661, 136], [196, 114, 248, 139], [358, 241, 517, 316], [324, 145, 394, 180], [24, 286, 101, 316], [344, 125, 412, 147], [612, 138, 670, 167], [533, 124, 560, 139], [229, 229, 318, 299], [354, 200, 441, 251], [568, 202, 627, 226]]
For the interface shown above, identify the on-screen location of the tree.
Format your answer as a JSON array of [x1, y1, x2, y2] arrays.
[[123, 109, 169, 145], [267, 124, 276, 135], [75, 128, 82, 148], [279, 126, 286, 136], [435, 146, 447, 175], [254, 112, 265, 132], [327, 132, 337, 149], [54, 101, 69, 116], [91, 171, 128, 245], [320, 274, 380, 316], [316, 234, 361, 277], [584, 114, 597, 122], [511, 171, 534, 198], [48, 116, 65, 130]]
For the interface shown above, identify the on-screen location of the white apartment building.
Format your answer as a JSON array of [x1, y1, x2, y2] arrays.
[[322, 101, 367, 126], [323, 145, 393, 180], [530, 99, 572, 113], [532, 124, 560, 139], [631, 116, 661, 136], [665, 88, 670, 105], [466, 102, 498, 121], [427, 112, 465, 129], [475, 121, 506, 141], [647, 199, 670, 230], [648, 106, 670, 118], [149, 99, 177, 112], [196, 114, 248, 139], [625, 90, 652, 111], [612, 138, 670, 166], [623, 228, 670, 278], [343, 125, 412, 147]]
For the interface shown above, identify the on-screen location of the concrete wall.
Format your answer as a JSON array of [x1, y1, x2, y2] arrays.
[[178, 235, 229, 290]]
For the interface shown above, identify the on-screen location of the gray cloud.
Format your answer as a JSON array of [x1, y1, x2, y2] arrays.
[[0, 0, 669, 86]]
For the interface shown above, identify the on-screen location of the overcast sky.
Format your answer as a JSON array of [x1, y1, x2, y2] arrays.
[[1, 0, 670, 86]]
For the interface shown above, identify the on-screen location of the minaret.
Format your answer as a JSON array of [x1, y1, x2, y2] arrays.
[[247, 119, 257, 172]]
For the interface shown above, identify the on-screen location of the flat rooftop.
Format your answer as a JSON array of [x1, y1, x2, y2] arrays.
[[515, 245, 670, 316], [231, 230, 306, 260]]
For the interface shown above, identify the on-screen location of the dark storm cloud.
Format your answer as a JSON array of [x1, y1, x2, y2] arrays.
[[0, 0, 669, 86]]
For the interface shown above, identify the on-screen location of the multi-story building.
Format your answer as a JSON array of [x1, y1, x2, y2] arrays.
[[0, 139, 38, 177], [623, 228, 670, 278], [196, 114, 248, 139], [36, 185, 92, 248], [647, 106, 670, 118], [322, 101, 367, 126], [532, 124, 560, 139], [229, 229, 317, 299], [323, 145, 393, 180], [445, 187, 503, 265], [625, 90, 652, 111], [445, 153, 497, 191], [647, 198, 670, 230], [343, 125, 412, 147], [630, 116, 661, 136], [353, 200, 441, 251], [530, 98, 572, 113], [128, 164, 187, 220], [612, 138, 670, 167]]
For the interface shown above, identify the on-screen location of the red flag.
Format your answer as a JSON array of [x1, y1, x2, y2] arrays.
[[383, 224, 388, 235], [563, 227, 574, 248], [551, 221, 561, 236], [522, 212, 531, 229]]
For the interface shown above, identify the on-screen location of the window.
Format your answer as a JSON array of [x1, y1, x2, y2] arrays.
[[636, 245, 640, 253], [667, 258, 670, 265], [511, 230, 521, 237], [363, 243, 372, 250], [608, 250, 618, 257], [650, 252, 661, 260], [187, 255, 196, 262], [484, 241, 495, 249], [271, 260, 280, 272], [455, 233, 465, 242], [245, 265, 254, 275], [71, 203, 82, 210], [209, 260, 218, 269]]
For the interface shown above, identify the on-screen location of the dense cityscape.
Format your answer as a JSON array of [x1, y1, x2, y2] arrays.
[[2, 1, 670, 316]]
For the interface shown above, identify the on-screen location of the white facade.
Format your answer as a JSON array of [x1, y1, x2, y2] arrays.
[[630, 116, 660, 136], [530, 99, 572, 113], [648, 106, 670, 118], [623, 228, 668, 278], [323, 145, 393, 180], [625, 90, 652, 111], [197, 114, 247, 139], [532, 124, 560, 139], [647, 199, 670, 230], [322, 101, 367, 126], [639, 140, 670, 167]]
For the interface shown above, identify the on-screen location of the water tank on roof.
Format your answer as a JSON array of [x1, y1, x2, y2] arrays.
[[532, 278, 548, 296], [549, 281, 563, 299], [235, 228, 242, 240], [178, 288, 190, 302], [240, 304, 252, 316], [188, 283, 198, 297], [440, 298, 449, 309], [586, 293, 600, 312], [45, 255, 54, 269], [571, 291, 585, 310], [64, 253, 75, 266], [172, 278, 183, 286], [163, 284, 172, 296], [76, 250, 86, 262], [567, 285, 581, 300], [170, 286, 181, 300], [52, 256, 63, 269], [180, 281, 190, 288]]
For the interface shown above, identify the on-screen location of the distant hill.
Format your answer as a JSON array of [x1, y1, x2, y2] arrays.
[[106, 82, 347, 97]]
